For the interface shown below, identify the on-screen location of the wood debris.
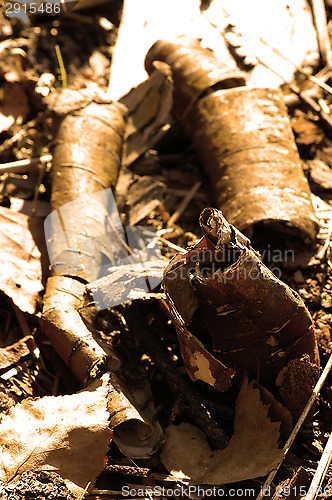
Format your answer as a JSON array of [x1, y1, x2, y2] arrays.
[[1, 0, 332, 498]]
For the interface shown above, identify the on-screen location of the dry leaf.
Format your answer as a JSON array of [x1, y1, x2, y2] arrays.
[[161, 376, 284, 484], [0, 82, 29, 134], [0, 374, 111, 497], [121, 70, 173, 167], [0, 206, 45, 313]]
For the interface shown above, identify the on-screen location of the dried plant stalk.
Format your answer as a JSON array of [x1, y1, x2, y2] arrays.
[[145, 41, 318, 242], [163, 208, 319, 396]]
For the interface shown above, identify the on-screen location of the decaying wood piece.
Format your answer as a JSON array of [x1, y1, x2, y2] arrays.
[[145, 39, 319, 243], [0, 335, 36, 372], [163, 208, 319, 402], [42, 90, 126, 385], [107, 371, 163, 458]]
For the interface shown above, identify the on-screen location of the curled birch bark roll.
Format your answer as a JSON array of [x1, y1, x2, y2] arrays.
[[145, 37, 247, 117], [163, 208, 320, 395], [47, 97, 126, 281], [184, 87, 318, 241], [42, 91, 126, 385], [145, 41, 318, 243]]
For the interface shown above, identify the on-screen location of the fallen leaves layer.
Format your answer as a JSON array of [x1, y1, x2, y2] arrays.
[[0, 206, 45, 313], [161, 376, 284, 484]]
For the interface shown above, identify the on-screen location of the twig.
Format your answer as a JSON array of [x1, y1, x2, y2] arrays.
[[0, 154, 52, 175], [289, 83, 332, 134], [55, 44, 67, 89], [157, 235, 187, 253], [31, 161, 48, 216], [283, 88, 320, 107], [167, 181, 202, 227], [311, 0, 332, 67], [302, 431, 332, 500], [256, 351, 332, 500], [0, 114, 44, 155], [104, 464, 181, 482]]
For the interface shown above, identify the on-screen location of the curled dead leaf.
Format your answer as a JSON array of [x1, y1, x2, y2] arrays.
[[161, 376, 284, 484], [0, 374, 111, 497]]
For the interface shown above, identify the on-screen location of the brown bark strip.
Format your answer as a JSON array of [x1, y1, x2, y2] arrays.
[[163, 208, 320, 396], [145, 40, 318, 242]]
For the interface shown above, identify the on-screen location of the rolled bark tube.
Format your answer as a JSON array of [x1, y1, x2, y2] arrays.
[[47, 99, 126, 281], [182, 87, 318, 241], [145, 38, 318, 243], [42, 94, 126, 385], [163, 208, 320, 394], [51, 100, 124, 210], [145, 38, 247, 117]]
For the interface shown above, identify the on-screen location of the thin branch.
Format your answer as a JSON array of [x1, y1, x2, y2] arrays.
[[311, 0, 332, 67], [0, 155, 52, 175], [167, 181, 202, 227], [303, 431, 332, 500]]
